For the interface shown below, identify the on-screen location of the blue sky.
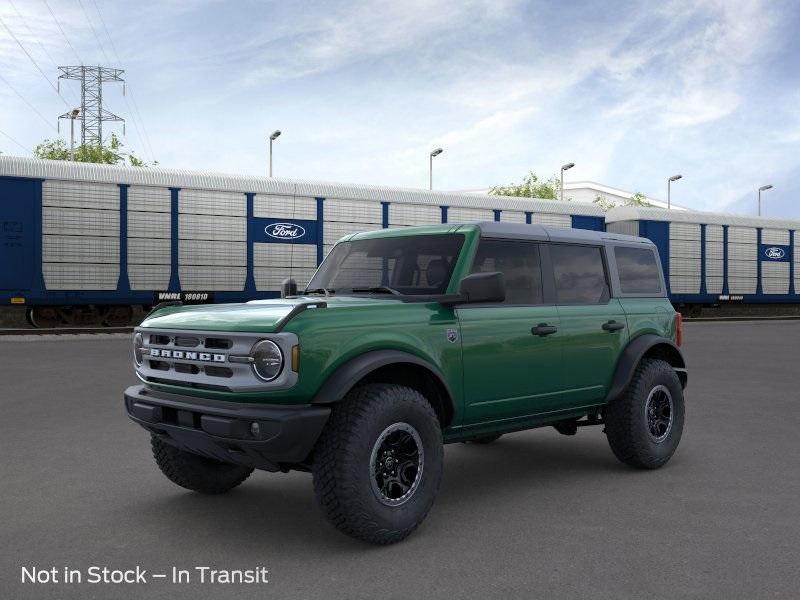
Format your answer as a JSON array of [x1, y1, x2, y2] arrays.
[[1, 0, 799, 217]]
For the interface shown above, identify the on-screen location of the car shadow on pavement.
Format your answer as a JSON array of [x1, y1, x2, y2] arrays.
[[126, 430, 625, 552]]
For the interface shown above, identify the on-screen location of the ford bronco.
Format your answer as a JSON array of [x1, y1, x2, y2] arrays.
[[125, 222, 687, 544]]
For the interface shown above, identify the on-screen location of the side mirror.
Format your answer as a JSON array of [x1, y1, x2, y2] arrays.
[[281, 278, 298, 298], [457, 271, 505, 304]]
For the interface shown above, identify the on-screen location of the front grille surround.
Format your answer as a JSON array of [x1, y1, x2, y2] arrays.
[[134, 327, 298, 392]]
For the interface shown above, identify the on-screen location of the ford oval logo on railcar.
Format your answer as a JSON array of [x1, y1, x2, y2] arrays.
[[764, 246, 786, 260], [265, 222, 306, 240]]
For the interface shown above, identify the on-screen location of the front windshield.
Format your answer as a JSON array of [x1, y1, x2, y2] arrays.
[[306, 234, 465, 296]]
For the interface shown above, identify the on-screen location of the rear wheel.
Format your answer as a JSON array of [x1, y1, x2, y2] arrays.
[[312, 384, 443, 544], [151, 435, 253, 494], [604, 358, 684, 469]]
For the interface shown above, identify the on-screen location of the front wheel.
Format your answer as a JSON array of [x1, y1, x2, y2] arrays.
[[312, 384, 443, 544], [604, 358, 685, 469]]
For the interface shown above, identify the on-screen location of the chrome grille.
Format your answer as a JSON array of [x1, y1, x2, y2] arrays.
[[135, 328, 298, 393]]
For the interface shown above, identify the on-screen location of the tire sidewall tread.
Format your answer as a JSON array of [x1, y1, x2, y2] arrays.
[[604, 358, 685, 469], [312, 383, 443, 545]]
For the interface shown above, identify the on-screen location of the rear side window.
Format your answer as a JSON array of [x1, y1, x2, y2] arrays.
[[470, 240, 543, 304], [550, 244, 609, 304], [614, 246, 662, 294]]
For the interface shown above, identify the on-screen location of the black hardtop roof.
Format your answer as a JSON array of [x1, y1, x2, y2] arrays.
[[468, 221, 653, 247]]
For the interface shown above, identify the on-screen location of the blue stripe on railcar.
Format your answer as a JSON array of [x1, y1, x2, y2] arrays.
[[571, 215, 604, 231], [245, 192, 256, 294], [638, 220, 670, 296], [168, 188, 180, 292], [118, 184, 130, 294], [0, 177, 39, 294]]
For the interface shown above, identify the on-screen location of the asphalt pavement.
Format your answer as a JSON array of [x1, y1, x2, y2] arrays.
[[1, 321, 798, 599]]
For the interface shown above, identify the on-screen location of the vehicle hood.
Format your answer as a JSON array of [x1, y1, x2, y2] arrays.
[[140, 296, 405, 332]]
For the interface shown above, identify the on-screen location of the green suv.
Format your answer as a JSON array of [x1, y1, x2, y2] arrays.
[[125, 222, 687, 544]]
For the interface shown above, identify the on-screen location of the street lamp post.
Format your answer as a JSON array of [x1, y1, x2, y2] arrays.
[[269, 130, 281, 177], [667, 174, 682, 209], [429, 148, 443, 190], [68, 108, 80, 161], [560, 162, 575, 202], [758, 184, 773, 216]]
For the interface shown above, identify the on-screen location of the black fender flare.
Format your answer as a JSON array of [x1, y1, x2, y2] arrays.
[[311, 349, 455, 411], [605, 335, 687, 403]]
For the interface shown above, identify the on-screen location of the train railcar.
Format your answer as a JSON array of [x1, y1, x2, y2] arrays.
[[0, 156, 605, 326], [606, 206, 800, 315]]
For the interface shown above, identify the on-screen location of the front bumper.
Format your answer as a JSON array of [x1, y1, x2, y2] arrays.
[[124, 385, 330, 471]]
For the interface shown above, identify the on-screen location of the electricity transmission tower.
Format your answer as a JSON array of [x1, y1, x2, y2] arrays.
[[57, 66, 125, 146]]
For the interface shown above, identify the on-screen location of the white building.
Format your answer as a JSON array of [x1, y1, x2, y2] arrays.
[[455, 181, 687, 210], [563, 181, 686, 210]]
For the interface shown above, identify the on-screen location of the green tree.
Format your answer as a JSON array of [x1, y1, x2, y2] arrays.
[[628, 191, 652, 206], [33, 134, 156, 166], [593, 191, 653, 211], [489, 171, 563, 200]]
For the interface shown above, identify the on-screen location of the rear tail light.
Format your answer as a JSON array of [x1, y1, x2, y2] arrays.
[[675, 312, 683, 347]]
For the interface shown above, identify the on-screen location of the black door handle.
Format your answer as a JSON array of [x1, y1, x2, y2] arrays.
[[602, 320, 625, 332], [531, 324, 558, 336]]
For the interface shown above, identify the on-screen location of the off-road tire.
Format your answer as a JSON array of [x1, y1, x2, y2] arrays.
[[151, 435, 253, 494], [468, 433, 503, 444], [312, 384, 443, 545], [604, 358, 684, 469]]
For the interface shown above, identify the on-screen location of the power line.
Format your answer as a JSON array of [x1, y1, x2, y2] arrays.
[[0, 14, 70, 108], [89, 0, 156, 162], [7, 0, 81, 106], [76, 0, 112, 64], [43, 0, 84, 66], [0, 126, 31, 153], [0, 72, 59, 132]]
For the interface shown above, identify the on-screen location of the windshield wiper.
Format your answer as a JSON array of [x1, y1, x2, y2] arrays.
[[304, 287, 335, 296], [351, 285, 402, 295]]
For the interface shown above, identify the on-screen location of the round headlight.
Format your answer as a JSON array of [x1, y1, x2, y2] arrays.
[[133, 332, 144, 366], [251, 340, 284, 382]]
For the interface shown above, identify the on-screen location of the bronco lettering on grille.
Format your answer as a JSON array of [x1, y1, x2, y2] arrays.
[[148, 348, 226, 362]]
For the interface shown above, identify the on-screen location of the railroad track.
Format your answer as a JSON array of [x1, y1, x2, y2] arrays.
[[0, 327, 133, 336]]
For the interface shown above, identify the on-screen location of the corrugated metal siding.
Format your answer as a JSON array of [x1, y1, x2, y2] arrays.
[[179, 188, 246, 217], [42, 180, 119, 210], [128, 186, 171, 290], [129, 265, 170, 290], [41, 180, 120, 290], [324, 198, 383, 223], [180, 240, 247, 266], [179, 266, 247, 291], [448, 207, 494, 222], [0, 156, 606, 217], [500, 210, 526, 224], [762, 228, 790, 245], [762, 262, 789, 294], [606, 221, 639, 236], [532, 213, 571, 229], [606, 205, 800, 230], [43, 263, 119, 290], [388, 203, 442, 227], [127, 185, 170, 213], [178, 193, 247, 290], [178, 214, 246, 242], [727, 226, 757, 294], [254, 194, 316, 220], [127, 186, 170, 289], [669, 223, 701, 294]]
